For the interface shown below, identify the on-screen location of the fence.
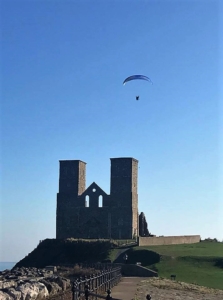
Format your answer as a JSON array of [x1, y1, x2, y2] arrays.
[[72, 266, 121, 300]]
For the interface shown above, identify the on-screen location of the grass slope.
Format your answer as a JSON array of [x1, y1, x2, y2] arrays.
[[14, 238, 118, 268], [124, 242, 223, 290]]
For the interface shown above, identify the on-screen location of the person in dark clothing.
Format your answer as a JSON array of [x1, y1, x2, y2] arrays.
[[123, 254, 128, 264]]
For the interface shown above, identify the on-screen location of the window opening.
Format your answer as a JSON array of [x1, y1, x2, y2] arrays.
[[85, 195, 89, 207], [99, 195, 103, 207]]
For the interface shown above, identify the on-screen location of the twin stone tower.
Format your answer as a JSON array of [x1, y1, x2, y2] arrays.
[[56, 157, 139, 240]]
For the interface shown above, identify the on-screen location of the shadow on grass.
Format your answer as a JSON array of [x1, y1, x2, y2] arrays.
[[126, 249, 160, 265]]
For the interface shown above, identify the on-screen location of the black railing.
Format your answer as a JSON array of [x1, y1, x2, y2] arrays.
[[72, 267, 121, 300]]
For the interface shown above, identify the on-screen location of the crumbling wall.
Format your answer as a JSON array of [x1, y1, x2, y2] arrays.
[[139, 212, 151, 236]]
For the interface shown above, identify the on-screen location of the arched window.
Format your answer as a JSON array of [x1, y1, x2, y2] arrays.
[[99, 195, 103, 207], [85, 195, 89, 207]]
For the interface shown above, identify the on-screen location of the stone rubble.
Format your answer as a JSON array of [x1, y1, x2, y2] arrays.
[[0, 267, 70, 300]]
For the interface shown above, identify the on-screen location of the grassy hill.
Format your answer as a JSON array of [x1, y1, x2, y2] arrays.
[[121, 242, 223, 290], [14, 238, 223, 290], [14, 238, 118, 268]]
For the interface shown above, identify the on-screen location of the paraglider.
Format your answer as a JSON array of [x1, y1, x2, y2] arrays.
[[123, 75, 153, 85], [123, 75, 152, 100]]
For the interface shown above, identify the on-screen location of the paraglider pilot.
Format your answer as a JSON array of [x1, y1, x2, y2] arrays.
[[136, 96, 139, 100]]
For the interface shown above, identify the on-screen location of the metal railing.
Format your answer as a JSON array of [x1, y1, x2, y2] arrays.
[[72, 266, 121, 300]]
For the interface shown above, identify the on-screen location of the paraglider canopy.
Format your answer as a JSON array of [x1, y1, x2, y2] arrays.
[[123, 75, 153, 85]]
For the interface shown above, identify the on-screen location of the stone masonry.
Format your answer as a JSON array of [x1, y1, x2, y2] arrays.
[[56, 157, 139, 239]]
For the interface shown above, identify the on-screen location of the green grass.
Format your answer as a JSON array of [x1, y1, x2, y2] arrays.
[[123, 242, 223, 290], [153, 256, 223, 290], [134, 242, 223, 257], [108, 248, 121, 262]]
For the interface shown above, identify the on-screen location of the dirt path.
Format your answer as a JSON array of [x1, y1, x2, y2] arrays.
[[135, 277, 223, 300]]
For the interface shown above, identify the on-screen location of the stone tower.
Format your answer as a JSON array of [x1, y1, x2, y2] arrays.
[[56, 160, 86, 238], [110, 158, 138, 239], [58, 160, 86, 195], [56, 157, 138, 239]]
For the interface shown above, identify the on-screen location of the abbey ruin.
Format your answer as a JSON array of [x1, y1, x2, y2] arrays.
[[56, 157, 200, 245]]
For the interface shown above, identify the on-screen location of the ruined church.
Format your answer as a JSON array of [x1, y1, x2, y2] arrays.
[[56, 157, 149, 239]]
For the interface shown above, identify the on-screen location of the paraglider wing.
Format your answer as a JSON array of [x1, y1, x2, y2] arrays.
[[123, 75, 153, 85]]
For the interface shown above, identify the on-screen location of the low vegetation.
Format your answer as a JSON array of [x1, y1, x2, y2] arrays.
[[14, 238, 119, 268], [56, 265, 99, 280], [122, 242, 223, 290]]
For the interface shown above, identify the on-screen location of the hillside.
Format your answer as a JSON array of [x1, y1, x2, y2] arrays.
[[14, 239, 223, 290], [121, 242, 223, 290], [14, 238, 118, 268]]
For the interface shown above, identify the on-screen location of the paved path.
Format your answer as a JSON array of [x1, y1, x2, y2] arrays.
[[110, 277, 146, 300]]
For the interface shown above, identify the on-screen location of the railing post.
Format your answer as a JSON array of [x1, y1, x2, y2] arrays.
[[111, 268, 114, 287], [98, 271, 101, 290], [106, 289, 112, 300], [94, 273, 98, 300], [105, 270, 109, 291], [112, 268, 115, 286], [101, 270, 104, 291], [104, 270, 107, 292], [104, 270, 107, 291], [72, 281, 75, 300], [92, 273, 95, 292], [108, 268, 111, 289], [114, 267, 116, 285], [79, 276, 83, 296], [84, 284, 89, 300], [90, 274, 93, 291], [88, 275, 91, 291], [72, 279, 79, 300]]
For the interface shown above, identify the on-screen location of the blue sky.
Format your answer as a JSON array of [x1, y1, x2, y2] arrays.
[[1, 0, 222, 262]]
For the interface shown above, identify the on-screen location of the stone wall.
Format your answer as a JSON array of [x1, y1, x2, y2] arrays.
[[138, 235, 201, 246]]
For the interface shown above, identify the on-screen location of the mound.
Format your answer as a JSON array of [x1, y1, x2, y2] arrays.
[[14, 238, 117, 268]]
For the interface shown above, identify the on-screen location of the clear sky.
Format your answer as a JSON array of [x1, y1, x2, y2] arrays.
[[1, 0, 222, 262]]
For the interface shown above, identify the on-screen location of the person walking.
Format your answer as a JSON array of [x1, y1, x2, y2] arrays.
[[123, 253, 128, 264]]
